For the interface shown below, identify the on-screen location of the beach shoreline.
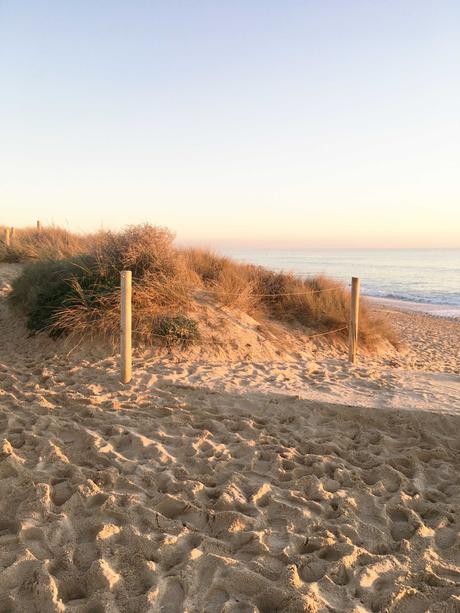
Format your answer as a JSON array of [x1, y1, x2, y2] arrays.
[[368, 295, 460, 319]]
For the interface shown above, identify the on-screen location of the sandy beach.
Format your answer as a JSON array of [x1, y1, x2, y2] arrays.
[[0, 263, 459, 612], [3, 0, 460, 609]]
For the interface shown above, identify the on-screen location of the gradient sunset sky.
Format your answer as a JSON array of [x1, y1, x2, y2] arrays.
[[1, 1, 459, 248]]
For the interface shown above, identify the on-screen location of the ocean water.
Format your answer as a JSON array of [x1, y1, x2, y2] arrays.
[[220, 249, 460, 318]]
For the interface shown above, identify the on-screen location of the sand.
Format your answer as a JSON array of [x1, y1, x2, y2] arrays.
[[0, 263, 459, 612]]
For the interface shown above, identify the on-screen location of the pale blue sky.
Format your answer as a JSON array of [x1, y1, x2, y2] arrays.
[[1, 1, 459, 247]]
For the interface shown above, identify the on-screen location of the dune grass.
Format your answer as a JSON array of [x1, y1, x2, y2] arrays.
[[0, 225, 88, 262], [5, 223, 398, 349]]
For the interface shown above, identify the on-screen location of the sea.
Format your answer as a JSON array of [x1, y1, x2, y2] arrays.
[[219, 249, 460, 318]]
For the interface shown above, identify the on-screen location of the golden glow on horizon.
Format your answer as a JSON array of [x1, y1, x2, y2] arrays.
[[2, 4, 459, 249]]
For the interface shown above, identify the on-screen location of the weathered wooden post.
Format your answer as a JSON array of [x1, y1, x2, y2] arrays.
[[348, 277, 360, 364], [36, 220, 41, 232], [120, 270, 132, 384], [4, 228, 11, 247]]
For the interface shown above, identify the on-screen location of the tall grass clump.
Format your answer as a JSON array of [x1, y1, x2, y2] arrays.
[[185, 250, 398, 347], [0, 226, 87, 262], [9, 256, 102, 336], [7, 223, 398, 350], [9, 225, 197, 345]]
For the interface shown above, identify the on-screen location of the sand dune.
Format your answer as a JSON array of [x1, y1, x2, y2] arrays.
[[0, 264, 459, 612]]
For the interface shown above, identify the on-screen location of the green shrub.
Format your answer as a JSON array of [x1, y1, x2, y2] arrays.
[[155, 315, 200, 347], [9, 256, 117, 336], [8, 225, 187, 341]]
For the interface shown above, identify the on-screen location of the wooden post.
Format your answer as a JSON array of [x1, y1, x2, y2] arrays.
[[348, 277, 360, 364], [120, 270, 132, 384], [4, 228, 11, 247], [36, 220, 41, 232], [10, 227, 15, 240]]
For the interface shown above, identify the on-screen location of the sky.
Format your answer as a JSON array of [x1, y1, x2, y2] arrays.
[[1, 1, 459, 248]]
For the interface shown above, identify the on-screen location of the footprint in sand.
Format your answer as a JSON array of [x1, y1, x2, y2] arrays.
[[434, 526, 458, 550], [19, 525, 52, 560], [154, 575, 185, 612], [387, 508, 417, 541], [299, 558, 328, 583], [0, 519, 20, 544], [50, 479, 75, 506]]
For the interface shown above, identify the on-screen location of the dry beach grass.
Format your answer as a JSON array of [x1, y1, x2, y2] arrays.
[[2, 224, 397, 352]]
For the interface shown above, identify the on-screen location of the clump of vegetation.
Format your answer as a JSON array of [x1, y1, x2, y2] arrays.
[[0, 226, 87, 262], [8, 256, 103, 337], [6, 223, 398, 350], [155, 315, 200, 347], [8, 224, 195, 345]]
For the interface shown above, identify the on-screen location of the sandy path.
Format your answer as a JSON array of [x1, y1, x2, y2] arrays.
[[138, 356, 460, 416], [0, 264, 459, 612]]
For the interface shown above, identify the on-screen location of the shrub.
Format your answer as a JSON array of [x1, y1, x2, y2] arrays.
[[9, 256, 106, 335], [91, 225, 178, 279], [8, 225, 195, 342], [155, 315, 200, 347]]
